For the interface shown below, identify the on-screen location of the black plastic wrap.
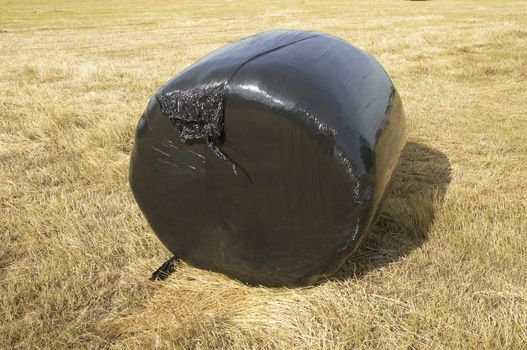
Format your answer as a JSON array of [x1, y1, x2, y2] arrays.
[[129, 30, 406, 287]]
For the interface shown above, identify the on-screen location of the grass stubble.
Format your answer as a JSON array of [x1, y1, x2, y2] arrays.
[[1, 0, 526, 348]]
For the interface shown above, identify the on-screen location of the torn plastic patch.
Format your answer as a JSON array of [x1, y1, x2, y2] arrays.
[[156, 82, 237, 174]]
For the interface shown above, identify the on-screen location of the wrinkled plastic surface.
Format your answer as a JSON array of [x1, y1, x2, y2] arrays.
[[129, 30, 406, 287]]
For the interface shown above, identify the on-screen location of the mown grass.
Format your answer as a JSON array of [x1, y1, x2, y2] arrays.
[[1, 0, 526, 348]]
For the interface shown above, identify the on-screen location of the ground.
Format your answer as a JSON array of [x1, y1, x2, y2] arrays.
[[1, 0, 526, 349]]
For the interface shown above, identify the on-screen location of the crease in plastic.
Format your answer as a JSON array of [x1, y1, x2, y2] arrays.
[[156, 82, 238, 174]]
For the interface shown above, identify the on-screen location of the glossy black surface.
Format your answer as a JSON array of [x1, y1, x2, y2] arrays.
[[129, 30, 406, 287]]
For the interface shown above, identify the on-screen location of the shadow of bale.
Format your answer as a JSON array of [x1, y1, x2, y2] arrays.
[[332, 141, 452, 281]]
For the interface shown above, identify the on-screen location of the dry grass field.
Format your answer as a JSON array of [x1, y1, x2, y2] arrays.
[[1, 0, 527, 348]]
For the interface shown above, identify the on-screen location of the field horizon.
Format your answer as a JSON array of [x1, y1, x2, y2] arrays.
[[1, 0, 526, 349]]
